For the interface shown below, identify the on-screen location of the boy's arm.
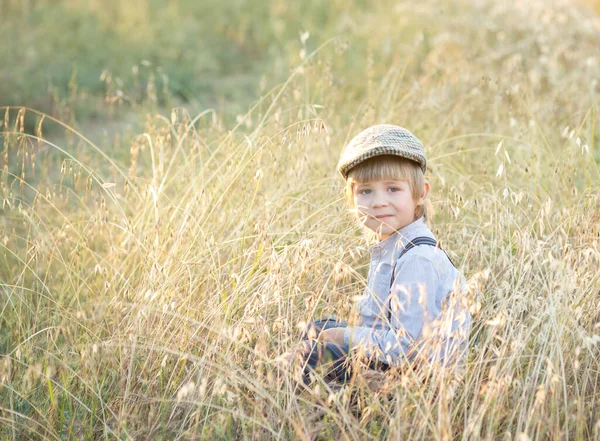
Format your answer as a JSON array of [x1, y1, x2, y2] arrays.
[[343, 254, 452, 363]]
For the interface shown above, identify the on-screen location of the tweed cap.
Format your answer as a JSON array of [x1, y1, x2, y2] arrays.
[[337, 124, 427, 179]]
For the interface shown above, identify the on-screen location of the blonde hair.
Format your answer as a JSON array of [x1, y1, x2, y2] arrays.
[[344, 155, 432, 222]]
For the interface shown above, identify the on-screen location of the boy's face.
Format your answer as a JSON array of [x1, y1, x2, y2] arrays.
[[353, 179, 428, 240]]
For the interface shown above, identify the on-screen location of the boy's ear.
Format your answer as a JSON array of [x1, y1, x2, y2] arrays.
[[418, 180, 431, 204]]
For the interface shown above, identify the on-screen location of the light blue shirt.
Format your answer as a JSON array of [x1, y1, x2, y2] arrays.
[[343, 217, 471, 366]]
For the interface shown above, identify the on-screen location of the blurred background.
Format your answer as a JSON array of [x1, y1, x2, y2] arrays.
[[2, 0, 600, 439], [4, 0, 597, 139]]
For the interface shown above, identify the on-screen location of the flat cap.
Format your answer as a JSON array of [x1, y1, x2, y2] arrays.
[[337, 124, 427, 179]]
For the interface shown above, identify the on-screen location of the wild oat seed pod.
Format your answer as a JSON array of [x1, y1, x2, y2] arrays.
[[337, 124, 427, 179]]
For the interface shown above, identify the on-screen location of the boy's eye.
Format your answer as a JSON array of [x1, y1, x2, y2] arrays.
[[388, 187, 400, 192], [359, 189, 371, 195]]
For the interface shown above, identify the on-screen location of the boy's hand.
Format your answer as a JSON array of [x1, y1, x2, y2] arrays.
[[317, 327, 348, 346], [277, 326, 349, 367]]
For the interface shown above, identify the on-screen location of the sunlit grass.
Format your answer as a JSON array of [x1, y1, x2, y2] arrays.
[[1, 0, 600, 439]]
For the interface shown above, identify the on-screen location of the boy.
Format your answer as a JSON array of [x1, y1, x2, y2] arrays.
[[292, 124, 471, 384]]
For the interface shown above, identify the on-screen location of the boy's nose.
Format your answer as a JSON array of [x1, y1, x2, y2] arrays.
[[371, 192, 389, 207]]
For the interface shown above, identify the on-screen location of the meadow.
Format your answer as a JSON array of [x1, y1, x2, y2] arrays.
[[1, 0, 600, 439]]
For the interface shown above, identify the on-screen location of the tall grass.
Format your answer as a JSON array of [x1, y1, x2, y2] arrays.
[[1, 0, 600, 439]]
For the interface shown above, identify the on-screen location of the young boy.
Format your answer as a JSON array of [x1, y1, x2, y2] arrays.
[[293, 124, 471, 384]]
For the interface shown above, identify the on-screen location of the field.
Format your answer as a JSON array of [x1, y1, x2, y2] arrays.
[[1, 0, 600, 439]]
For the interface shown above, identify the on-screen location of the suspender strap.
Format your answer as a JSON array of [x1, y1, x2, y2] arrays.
[[398, 236, 438, 258], [397, 236, 455, 266], [387, 236, 455, 321]]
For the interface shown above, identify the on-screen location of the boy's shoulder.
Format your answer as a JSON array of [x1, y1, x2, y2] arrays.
[[396, 243, 445, 263], [393, 241, 456, 276]]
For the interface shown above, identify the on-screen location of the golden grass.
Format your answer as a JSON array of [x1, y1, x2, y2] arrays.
[[1, 0, 600, 439]]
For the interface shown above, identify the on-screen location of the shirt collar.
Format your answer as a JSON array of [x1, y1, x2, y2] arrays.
[[370, 217, 434, 253]]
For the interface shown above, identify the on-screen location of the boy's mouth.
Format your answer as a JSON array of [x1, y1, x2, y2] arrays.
[[374, 215, 393, 220]]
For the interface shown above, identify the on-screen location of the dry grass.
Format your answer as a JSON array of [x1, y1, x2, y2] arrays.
[[1, 0, 600, 439]]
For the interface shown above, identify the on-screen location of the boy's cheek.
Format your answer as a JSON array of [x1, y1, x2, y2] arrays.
[[355, 209, 370, 223]]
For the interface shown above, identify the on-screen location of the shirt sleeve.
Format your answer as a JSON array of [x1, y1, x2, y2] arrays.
[[343, 253, 445, 364]]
